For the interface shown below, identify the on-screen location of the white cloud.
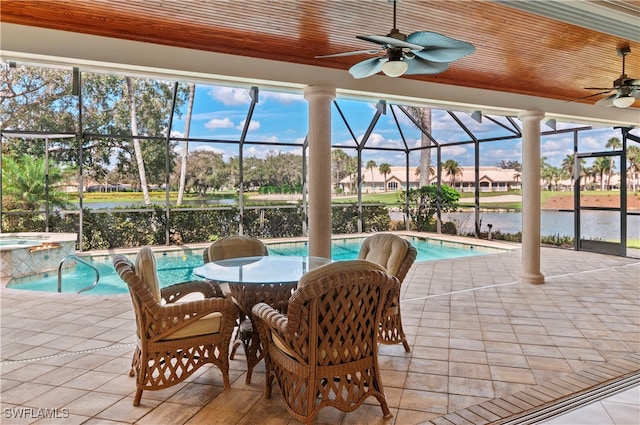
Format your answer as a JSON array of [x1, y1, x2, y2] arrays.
[[409, 138, 421, 149], [208, 87, 252, 106], [244, 146, 267, 158], [193, 145, 225, 155], [361, 132, 386, 147], [541, 138, 567, 152], [237, 119, 260, 131], [481, 148, 521, 165], [205, 118, 235, 130], [260, 135, 280, 144], [446, 145, 470, 157]]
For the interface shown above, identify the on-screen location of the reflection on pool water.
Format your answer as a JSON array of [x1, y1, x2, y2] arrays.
[[6, 236, 505, 295]]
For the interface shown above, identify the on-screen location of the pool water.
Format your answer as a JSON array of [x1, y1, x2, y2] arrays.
[[6, 236, 504, 294]]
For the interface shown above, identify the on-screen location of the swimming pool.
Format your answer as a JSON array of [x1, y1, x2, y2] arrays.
[[6, 236, 505, 294]]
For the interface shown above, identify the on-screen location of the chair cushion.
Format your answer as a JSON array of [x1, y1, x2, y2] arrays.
[[358, 234, 409, 277], [161, 312, 223, 341], [134, 246, 160, 302], [207, 236, 267, 261], [271, 330, 294, 357], [297, 259, 386, 288]]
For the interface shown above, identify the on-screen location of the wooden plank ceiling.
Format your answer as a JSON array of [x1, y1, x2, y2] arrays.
[[2, 0, 639, 107]]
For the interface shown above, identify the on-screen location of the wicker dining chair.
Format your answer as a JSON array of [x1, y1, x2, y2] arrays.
[[113, 246, 237, 406], [203, 235, 268, 264], [203, 235, 269, 361], [252, 260, 400, 424], [358, 233, 417, 352]]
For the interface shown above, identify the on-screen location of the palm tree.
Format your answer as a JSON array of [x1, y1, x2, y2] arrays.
[[414, 164, 435, 184], [366, 160, 377, 192], [407, 106, 432, 187], [605, 137, 622, 188], [442, 159, 462, 186], [1, 154, 71, 211], [513, 171, 522, 189], [592, 157, 612, 190], [378, 163, 391, 192], [561, 153, 587, 188], [126, 77, 151, 206], [627, 145, 640, 192], [177, 82, 196, 205], [583, 166, 597, 190]]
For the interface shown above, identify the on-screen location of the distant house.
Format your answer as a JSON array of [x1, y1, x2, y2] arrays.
[[86, 183, 133, 192], [339, 166, 520, 194], [339, 167, 419, 194], [446, 167, 521, 193], [63, 177, 135, 193], [552, 173, 623, 191]]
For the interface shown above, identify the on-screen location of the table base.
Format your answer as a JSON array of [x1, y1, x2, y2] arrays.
[[229, 281, 297, 384]]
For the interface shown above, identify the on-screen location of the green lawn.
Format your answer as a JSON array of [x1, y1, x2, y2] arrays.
[[76, 190, 237, 203], [627, 239, 640, 249], [331, 192, 401, 205]]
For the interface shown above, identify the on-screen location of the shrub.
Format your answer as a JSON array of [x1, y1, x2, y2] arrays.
[[400, 185, 460, 231], [441, 221, 457, 235], [2, 202, 392, 250]]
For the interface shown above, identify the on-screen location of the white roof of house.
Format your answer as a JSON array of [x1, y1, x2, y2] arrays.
[[439, 167, 520, 184], [341, 166, 518, 184]]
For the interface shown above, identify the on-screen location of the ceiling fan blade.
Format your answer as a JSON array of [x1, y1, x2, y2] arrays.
[[584, 87, 616, 90], [403, 56, 449, 75], [407, 31, 475, 62], [595, 93, 616, 107], [568, 90, 613, 102], [349, 57, 384, 79], [316, 49, 383, 58], [356, 35, 424, 50], [624, 78, 640, 86]]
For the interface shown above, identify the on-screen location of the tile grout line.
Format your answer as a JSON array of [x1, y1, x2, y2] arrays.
[[401, 261, 640, 304], [0, 342, 136, 366]]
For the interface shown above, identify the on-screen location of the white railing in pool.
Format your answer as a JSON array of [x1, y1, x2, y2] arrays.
[[58, 255, 100, 294]]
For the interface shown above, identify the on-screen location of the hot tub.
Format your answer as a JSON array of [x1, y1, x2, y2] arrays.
[[0, 233, 77, 282]]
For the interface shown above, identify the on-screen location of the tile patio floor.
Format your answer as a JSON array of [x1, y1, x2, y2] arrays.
[[1, 243, 639, 424]]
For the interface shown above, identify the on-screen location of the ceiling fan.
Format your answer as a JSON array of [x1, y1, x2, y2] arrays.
[[316, 0, 475, 79], [582, 46, 640, 108]]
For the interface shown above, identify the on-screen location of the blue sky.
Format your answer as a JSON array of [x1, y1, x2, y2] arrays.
[[169, 83, 637, 170]]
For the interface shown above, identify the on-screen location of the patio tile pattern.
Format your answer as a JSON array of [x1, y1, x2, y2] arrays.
[[1, 245, 638, 424]]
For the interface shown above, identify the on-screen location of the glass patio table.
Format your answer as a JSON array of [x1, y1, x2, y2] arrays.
[[193, 255, 332, 383]]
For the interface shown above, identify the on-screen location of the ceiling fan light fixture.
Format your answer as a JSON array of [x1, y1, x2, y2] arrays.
[[381, 59, 408, 77], [613, 94, 635, 108]]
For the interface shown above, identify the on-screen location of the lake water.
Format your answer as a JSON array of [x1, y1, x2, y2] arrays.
[[439, 210, 640, 240]]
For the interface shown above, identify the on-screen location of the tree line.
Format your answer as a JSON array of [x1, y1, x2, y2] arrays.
[[547, 138, 640, 191]]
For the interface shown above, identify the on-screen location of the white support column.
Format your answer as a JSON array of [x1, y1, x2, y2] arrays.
[[304, 86, 335, 259], [519, 110, 545, 284]]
